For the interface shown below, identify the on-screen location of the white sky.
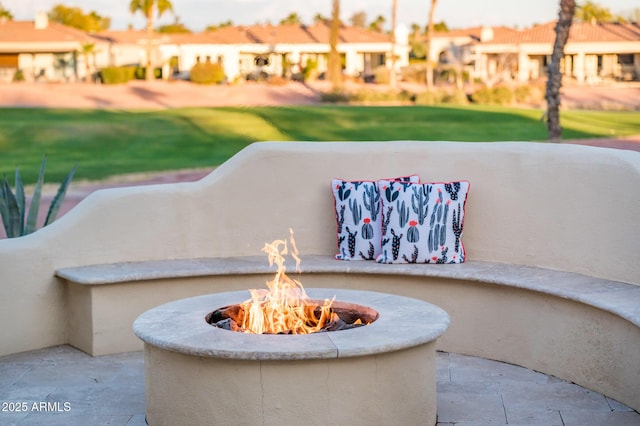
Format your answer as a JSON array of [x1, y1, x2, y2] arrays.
[[5, 0, 638, 32]]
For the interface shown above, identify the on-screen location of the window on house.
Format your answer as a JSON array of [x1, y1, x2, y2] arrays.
[[255, 56, 269, 66], [618, 54, 633, 65]]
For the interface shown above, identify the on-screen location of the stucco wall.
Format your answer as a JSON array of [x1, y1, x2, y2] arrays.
[[0, 141, 638, 356]]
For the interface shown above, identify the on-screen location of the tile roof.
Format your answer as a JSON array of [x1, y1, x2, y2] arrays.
[[91, 23, 390, 46], [433, 26, 517, 41], [242, 24, 317, 44], [305, 22, 390, 44], [0, 20, 91, 44], [90, 30, 150, 44], [485, 21, 640, 44]]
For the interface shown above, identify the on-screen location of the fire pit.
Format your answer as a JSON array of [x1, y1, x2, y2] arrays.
[[133, 233, 450, 425], [134, 288, 449, 426]]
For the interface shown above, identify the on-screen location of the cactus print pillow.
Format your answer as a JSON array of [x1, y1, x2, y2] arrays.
[[376, 180, 470, 264], [332, 175, 419, 261]]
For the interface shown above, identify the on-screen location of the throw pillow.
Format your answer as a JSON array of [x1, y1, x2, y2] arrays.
[[332, 175, 419, 260], [376, 180, 470, 264]]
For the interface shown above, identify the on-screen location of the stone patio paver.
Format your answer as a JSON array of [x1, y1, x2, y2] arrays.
[[0, 345, 638, 425]]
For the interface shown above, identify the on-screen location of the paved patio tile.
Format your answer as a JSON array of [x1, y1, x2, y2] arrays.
[[560, 409, 640, 426], [1, 345, 637, 425]]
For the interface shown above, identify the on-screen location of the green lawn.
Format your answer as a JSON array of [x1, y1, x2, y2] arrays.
[[1, 105, 638, 184]]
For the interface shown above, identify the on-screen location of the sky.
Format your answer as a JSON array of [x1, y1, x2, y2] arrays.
[[5, 0, 637, 32]]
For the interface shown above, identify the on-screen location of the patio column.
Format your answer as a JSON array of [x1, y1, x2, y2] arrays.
[[517, 48, 529, 82], [344, 49, 360, 77], [573, 51, 585, 84]]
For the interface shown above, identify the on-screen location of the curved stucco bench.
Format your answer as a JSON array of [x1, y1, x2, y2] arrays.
[[55, 254, 640, 411], [2, 141, 639, 414]]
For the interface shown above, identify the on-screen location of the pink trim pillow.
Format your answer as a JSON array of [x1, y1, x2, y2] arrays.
[[376, 180, 470, 264], [332, 175, 419, 260]]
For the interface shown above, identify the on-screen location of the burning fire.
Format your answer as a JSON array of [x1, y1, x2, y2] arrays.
[[240, 229, 338, 334]]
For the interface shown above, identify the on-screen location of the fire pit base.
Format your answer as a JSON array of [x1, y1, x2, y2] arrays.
[[134, 289, 450, 426]]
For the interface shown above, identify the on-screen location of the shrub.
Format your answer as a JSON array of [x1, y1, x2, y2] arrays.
[[12, 69, 25, 82], [320, 90, 352, 103], [302, 58, 318, 81], [414, 90, 444, 106], [0, 156, 76, 238], [471, 86, 492, 104], [99, 66, 136, 84], [492, 86, 514, 105], [471, 86, 514, 105], [190, 61, 225, 85], [515, 84, 545, 105], [134, 66, 162, 80], [442, 90, 469, 105], [373, 66, 390, 85]]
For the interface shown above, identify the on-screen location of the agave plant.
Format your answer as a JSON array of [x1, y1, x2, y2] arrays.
[[0, 156, 76, 238]]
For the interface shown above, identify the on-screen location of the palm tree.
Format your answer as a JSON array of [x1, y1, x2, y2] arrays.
[[80, 42, 96, 83], [129, 0, 173, 81], [546, 0, 576, 141], [389, 0, 398, 89], [425, 0, 438, 89], [328, 0, 341, 90]]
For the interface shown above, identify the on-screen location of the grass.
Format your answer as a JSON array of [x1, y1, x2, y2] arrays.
[[0, 105, 638, 184]]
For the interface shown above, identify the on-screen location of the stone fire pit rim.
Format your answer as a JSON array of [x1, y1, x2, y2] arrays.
[[133, 288, 450, 361]]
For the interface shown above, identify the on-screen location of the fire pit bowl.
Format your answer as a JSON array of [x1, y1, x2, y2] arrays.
[[133, 288, 450, 426]]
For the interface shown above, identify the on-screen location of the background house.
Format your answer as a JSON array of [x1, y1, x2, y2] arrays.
[[0, 12, 96, 82], [473, 21, 640, 84], [159, 22, 410, 82], [426, 21, 640, 85]]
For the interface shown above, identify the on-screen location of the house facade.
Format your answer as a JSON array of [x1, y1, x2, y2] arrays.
[[0, 14, 410, 83], [0, 12, 95, 82], [431, 21, 640, 85], [2, 12, 638, 85]]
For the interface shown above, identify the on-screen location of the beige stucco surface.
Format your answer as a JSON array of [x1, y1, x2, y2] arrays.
[[0, 141, 638, 361], [144, 341, 437, 426]]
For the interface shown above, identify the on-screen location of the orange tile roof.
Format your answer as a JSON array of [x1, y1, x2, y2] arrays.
[[432, 26, 518, 41], [0, 20, 92, 44], [242, 24, 316, 44], [90, 29, 149, 44], [166, 26, 260, 44], [485, 21, 640, 44], [305, 22, 390, 44]]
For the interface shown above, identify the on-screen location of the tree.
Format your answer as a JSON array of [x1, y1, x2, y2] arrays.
[[623, 8, 640, 22], [80, 43, 96, 82], [368, 15, 386, 32], [129, 0, 173, 81], [425, 0, 438, 89], [546, 0, 576, 142], [328, 0, 342, 90], [0, 2, 13, 20], [350, 11, 366, 27], [48, 4, 110, 31], [157, 18, 191, 33], [433, 21, 448, 32], [574, 1, 617, 23], [626, 8, 640, 22], [389, 0, 398, 89], [279, 12, 302, 25], [205, 20, 233, 31], [313, 13, 328, 24]]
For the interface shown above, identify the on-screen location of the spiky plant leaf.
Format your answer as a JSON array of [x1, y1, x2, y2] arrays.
[[1, 178, 21, 238], [15, 169, 25, 235], [0, 177, 12, 236], [44, 165, 76, 227], [25, 156, 46, 235]]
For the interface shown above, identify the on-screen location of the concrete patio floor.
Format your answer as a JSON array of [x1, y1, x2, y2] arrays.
[[0, 345, 638, 425]]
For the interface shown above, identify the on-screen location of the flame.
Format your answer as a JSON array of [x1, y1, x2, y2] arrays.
[[240, 229, 336, 334]]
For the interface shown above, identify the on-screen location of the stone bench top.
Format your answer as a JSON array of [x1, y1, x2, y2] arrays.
[[55, 256, 640, 328]]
